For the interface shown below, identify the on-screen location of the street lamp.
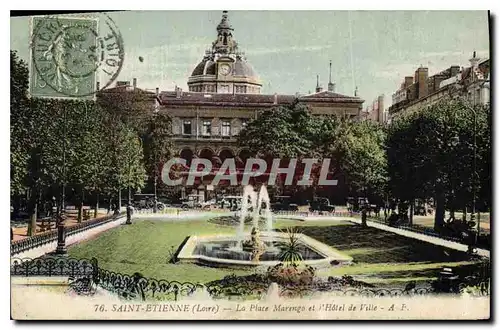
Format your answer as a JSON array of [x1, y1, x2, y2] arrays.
[[61, 106, 67, 216], [55, 213, 67, 255], [451, 83, 478, 254], [54, 106, 68, 255], [463, 102, 478, 254], [153, 107, 159, 213]]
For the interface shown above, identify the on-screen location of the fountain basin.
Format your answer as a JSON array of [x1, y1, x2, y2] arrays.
[[177, 232, 352, 269]]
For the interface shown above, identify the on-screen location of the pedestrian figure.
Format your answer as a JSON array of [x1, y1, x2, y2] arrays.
[[361, 206, 368, 227]]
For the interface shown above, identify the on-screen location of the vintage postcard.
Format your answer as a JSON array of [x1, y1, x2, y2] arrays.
[[10, 10, 491, 320]]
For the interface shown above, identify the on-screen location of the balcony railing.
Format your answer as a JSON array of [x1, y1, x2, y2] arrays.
[[173, 134, 237, 142]]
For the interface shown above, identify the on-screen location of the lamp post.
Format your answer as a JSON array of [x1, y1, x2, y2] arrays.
[[153, 108, 159, 213], [463, 102, 478, 254], [61, 106, 67, 216], [451, 83, 478, 254], [54, 106, 68, 255], [55, 213, 67, 255]]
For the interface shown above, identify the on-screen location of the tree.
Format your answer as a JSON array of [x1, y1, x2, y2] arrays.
[[10, 51, 30, 214], [96, 87, 156, 134], [238, 101, 326, 198], [387, 99, 491, 231], [238, 101, 318, 158], [142, 112, 173, 196], [117, 124, 147, 202], [324, 119, 388, 223]]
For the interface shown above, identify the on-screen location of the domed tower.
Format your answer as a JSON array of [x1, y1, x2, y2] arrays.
[[188, 11, 262, 94]]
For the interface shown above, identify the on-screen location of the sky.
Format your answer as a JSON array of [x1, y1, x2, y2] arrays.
[[10, 10, 490, 107]]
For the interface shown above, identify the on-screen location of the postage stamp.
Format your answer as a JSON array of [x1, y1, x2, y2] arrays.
[[10, 10, 491, 321], [29, 13, 124, 99]]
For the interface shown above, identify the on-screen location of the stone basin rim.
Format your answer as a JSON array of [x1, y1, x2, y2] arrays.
[[177, 232, 353, 268]]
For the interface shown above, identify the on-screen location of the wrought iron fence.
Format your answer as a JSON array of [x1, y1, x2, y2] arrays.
[[11, 212, 126, 256], [96, 267, 203, 301], [11, 256, 491, 301], [11, 256, 95, 277]]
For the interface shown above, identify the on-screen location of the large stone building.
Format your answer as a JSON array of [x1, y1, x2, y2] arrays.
[[101, 11, 365, 201], [388, 52, 490, 122], [158, 11, 364, 163]]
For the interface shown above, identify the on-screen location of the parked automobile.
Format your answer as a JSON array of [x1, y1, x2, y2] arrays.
[[180, 194, 204, 209], [309, 197, 336, 213], [219, 196, 243, 211], [271, 196, 299, 211], [133, 194, 165, 210], [198, 198, 217, 210]]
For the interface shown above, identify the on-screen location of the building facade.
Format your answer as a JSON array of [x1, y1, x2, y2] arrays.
[[388, 52, 490, 122], [101, 11, 365, 200], [360, 94, 386, 124], [158, 11, 364, 165]]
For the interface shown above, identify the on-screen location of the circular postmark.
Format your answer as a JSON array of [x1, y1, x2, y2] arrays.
[[30, 13, 125, 97]]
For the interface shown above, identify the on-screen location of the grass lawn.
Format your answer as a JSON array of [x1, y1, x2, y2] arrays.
[[68, 217, 483, 286]]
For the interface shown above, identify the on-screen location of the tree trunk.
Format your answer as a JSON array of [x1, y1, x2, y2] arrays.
[[27, 190, 38, 237], [361, 207, 367, 227], [77, 187, 84, 223], [462, 207, 467, 222], [94, 192, 99, 218], [118, 190, 122, 210], [434, 192, 446, 232], [477, 212, 481, 235], [409, 199, 414, 226], [12, 194, 21, 219], [107, 196, 112, 214], [449, 194, 455, 220]]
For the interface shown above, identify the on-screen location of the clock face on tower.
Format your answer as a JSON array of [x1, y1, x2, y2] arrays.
[[219, 64, 231, 76]]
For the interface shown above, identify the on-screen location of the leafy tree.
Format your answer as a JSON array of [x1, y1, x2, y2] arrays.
[[142, 111, 173, 195], [323, 118, 388, 222], [238, 101, 327, 197], [10, 51, 30, 212], [387, 99, 491, 231], [96, 87, 156, 134], [238, 100, 318, 158], [116, 124, 147, 202]]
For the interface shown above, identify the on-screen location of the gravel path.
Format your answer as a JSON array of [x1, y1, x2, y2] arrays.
[[12, 215, 127, 261], [349, 218, 490, 258]]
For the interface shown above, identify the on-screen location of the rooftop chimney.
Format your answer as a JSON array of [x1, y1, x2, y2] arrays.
[[273, 93, 278, 104], [404, 76, 414, 88], [176, 86, 183, 98], [470, 50, 480, 68], [133, 78, 137, 89], [328, 60, 335, 92], [415, 67, 429, 99], [155, 87, 159, 96], [354, 86, 358, 97], [315, 75, 323, 93]]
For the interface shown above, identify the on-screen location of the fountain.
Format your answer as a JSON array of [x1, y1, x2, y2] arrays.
[[176, 185, 352, 268], [237, 184, 274, 258]]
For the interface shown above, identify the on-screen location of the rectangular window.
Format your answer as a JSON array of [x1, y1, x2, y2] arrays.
[[221, 120, 231, 137], [202, 120, 211, 136], [183, 120, 192, 135]]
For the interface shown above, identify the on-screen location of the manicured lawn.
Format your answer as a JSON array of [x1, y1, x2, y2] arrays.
[[68, 217, 482, 286]]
